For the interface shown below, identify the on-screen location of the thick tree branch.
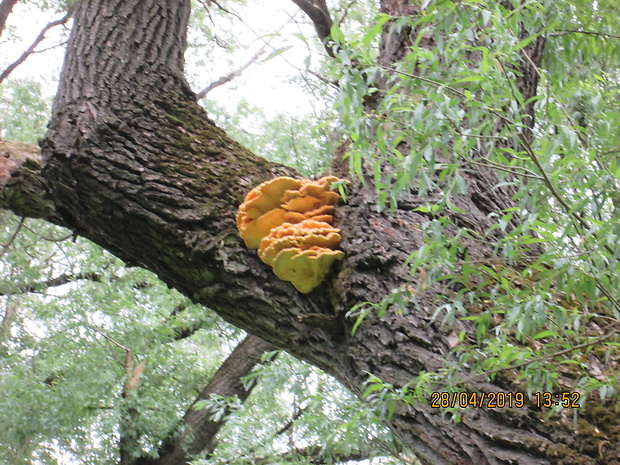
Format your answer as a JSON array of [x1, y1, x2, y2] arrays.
[[0, 141, 43, 183], [136, 334, 275, 465], [1, 299, 17, 336], [0, 141, 58, 221], [0, 0, 17, 38], [88, 330, 148, 463], [253, 445, 374, 464], [290, 0, 335, 57]]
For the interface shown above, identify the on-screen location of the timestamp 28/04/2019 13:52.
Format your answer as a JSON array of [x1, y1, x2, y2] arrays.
[[430, 391, 581, 409]]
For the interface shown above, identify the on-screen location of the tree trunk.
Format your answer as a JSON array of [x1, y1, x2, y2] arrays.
[[0, 0, 18, 38], [1, 0, 618, 464]]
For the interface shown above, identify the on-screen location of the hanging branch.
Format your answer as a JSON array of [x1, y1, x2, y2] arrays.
[[196, 45, 267, 99], [0, 215, 24, 259], [196, 10, 301, 99], [0, 11, 72, 84], [134, 335, 275, 465], [0, 272, 102, 296]]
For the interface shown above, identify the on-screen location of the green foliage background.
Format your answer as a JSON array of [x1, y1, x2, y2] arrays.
[[338, 0, 620, 410]]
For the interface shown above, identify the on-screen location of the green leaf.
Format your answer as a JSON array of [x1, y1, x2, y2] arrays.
[[533, 330, 559, 339], [261, 45, 293, 62]]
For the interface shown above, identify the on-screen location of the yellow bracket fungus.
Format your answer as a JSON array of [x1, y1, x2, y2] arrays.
[[271, 247, 344, 294], [258, 220, 343, 266], [237, 176, 345, 293], [236, 177, 302, 248]]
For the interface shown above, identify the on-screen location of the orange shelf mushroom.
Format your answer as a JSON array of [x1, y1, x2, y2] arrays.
[[236, 177, 303, 248], [237, 176, 345, 293], [258, 220, 342, 265], [271, 247, 344, 294]]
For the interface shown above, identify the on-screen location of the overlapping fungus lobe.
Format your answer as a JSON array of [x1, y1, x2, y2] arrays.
[[236, 176, 345, 293]]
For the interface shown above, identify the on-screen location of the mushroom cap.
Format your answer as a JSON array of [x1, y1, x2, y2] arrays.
[[250, 176, 302, 208], [303, 204, 335, 217], [236, 177, 303, 248], [258, 220, 342, 265], [240, 209, 306, 249], [313, 175, 341, 187], [280, 176, 342, 210], [310, 214, 334, 223], [264, 219, 339, 240], [281, 195, 323, 213], [271, 247, 345, 293], [299, 180, 341, 205]]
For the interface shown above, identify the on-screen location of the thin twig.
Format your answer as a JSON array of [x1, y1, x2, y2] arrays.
[[0, 216, 24, 259], [599, 146, 620, 155], [337, 0, 359, 28], [195, 10, 303, 98], [550, 29, 620, 40], [21, 221, 73, 242], [196, 46, 267, 99], [464, 158, 544, 180], [275, 404, 307, 436], [481, 328, 619, 381], [378, 63, 467, 99], [99, 331, 130, 353], [308, 68, 338, 86], [29, 40, 69, 54], [0, 272, 102, 296], [0, 12, 71, 84]]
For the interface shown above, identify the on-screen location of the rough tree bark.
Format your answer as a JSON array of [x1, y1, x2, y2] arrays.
[[0, 0, 18, 38], [1, 1, 618, 464]]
